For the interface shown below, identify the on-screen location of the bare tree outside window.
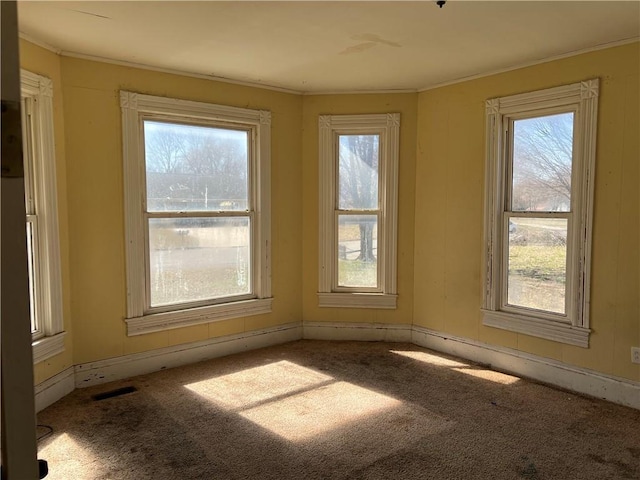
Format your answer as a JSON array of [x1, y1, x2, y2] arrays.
[[512, 113, 573, 212], [144, 121, 248, 211], [145, 124, 186, 174]]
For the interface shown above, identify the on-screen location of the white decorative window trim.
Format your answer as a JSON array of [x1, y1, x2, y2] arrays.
[[318, 113, 400, 308], [121, 91, 272, 336], [483, 79, 598, 347], [32, 332, 66, 364], [126, 298, 273, 336], [21, 70, 65, 363], [318, 293, 397, 309], [482, 310, 589, 348]]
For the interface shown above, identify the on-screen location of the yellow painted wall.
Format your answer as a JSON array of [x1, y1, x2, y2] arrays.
[[301, 94, 417, 325], [18, 40, 75, 384], [20, 37, 638, 387], [414, 42, 640, 381], [58, 57, 303, 365]]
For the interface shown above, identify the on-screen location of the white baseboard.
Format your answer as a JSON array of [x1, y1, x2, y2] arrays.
[[303, 321, 412, 343], [74, 322, 302, 388], [412, 325, 640, 410], [34, 367, 75, 413], [35, 320, 639, 412]]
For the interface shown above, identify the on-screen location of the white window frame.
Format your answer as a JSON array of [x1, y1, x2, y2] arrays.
[[482, 79, 599, 347], [21, 70, 66, 363], [318, 113, 399, 309], [121, 92, 272, 336]]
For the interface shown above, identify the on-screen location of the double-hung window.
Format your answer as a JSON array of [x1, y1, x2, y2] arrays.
[[482, 79, 599, 347], [121, 92, 272, 336], [318, 114, 400, 309], [21, 70, 66, 363]]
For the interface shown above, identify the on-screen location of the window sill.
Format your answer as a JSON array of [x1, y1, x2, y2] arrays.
[[318, 293, 397, 309], [126, 298, 273, 336], [482, 309, 590, 348], [32, 332, 66, 364]]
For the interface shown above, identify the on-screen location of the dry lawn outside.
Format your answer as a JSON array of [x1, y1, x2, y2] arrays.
[[509, 245, 566, 283], [149, 225, 249, 306], [338, 223, 378, 287], [338, 259, 377, 287], [508, 220, 567, 314]]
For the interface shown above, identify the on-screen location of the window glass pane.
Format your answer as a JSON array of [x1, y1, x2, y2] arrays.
[[26, 219, 38, 334], [144, 121, 249, 212], [338, 135, 379, 210], [337, 214, 378, 288], [149, 217, 250, 307], [507, 217, 567, 315], [512, 113, 573, 212]]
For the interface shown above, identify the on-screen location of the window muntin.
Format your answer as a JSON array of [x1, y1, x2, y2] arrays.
[[21, 96, 44, 338], [141, 119, 254, 312], [482, 79, 599, 347], [503, 110, 575, 319], [20, 70, 66, 362], [336, 134, 381, 290], [121, 92, 272, 334], [318, 114, 399, 309]]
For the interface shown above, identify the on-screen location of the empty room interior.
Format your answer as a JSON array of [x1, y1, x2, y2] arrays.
[[3, 1, 640, 479]]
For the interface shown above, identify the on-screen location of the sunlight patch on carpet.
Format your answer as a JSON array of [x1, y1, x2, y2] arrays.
[[453, 367, 520, 385], [38, 433, 99, 480], [185, 360, 444, 442], [239, 381, 402, 441], [391, 350, 468, 368], [184, 360, 333, 410]]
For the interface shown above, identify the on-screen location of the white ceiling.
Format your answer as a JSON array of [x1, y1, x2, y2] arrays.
[[17, 1, 640, 93]]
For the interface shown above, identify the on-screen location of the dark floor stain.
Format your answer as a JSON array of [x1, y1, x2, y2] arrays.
[[628, 447, 640, 460], [587, 453, 637, 479], [519, 456, 539, 480]]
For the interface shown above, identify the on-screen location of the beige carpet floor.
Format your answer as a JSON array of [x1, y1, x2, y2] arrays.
[[36, 340, 640, 479]]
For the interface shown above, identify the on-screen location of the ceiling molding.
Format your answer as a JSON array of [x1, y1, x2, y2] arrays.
[[19, 33, 418, 96], [302, 88, 418, 96], [19, 32, 61, 55], [419, 37, 640, 93], [18, 31, 639, 97], [59, 50, 303, 95]]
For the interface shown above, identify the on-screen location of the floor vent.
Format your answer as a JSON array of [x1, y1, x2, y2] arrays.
[[92, 386, 137, 401]]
